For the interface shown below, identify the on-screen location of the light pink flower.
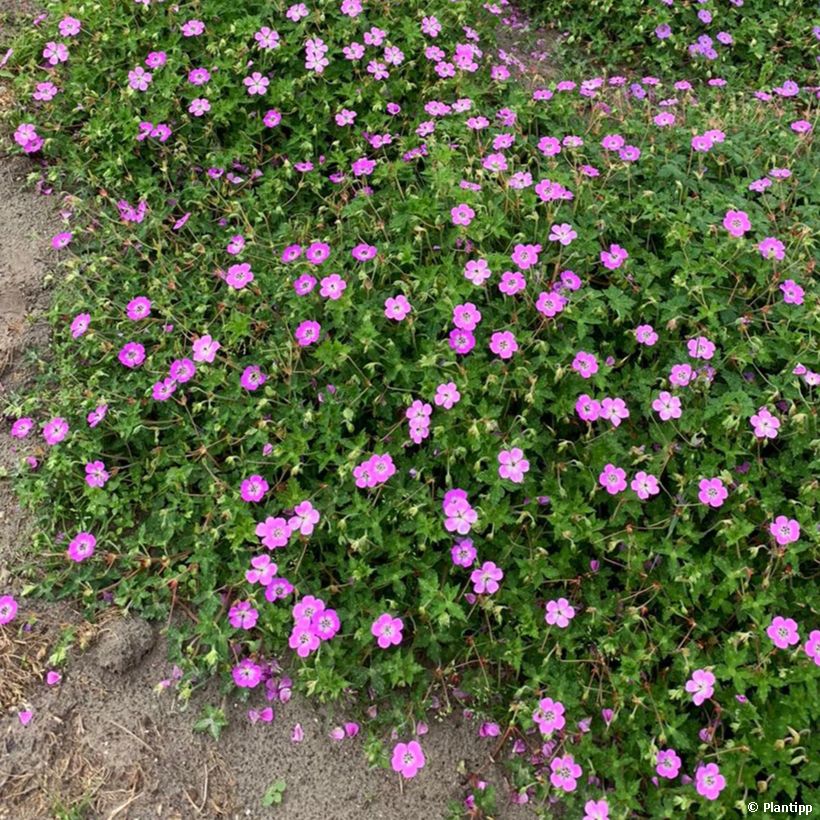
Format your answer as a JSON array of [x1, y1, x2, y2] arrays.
[[770, 516, 799, 546], [498, 448, 529, 483], [767, 615, 799, 649], [545, 598, 575, 628], [470, 561, 503, 595], [685, 668, 715, 705], [371, 613, 403, 649]]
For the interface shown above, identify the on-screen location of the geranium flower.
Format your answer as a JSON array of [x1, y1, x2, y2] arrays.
[[434, 382, 460, 409], [451, 203, 475, 226], [391, 741, 425, 778], [550, 754, 582, 792], [533, 697, 565, 734], [0, 595, 18, 625], [240, 475, 269, 503], [289, 500, 320, 536], [583, 799, 610, 820], [695, 763, 726, 800], [470, 561, 503, 595], [685, 668, 715, 705], [498, 448, 529, 483], [656, 749, 681, 779], [750, 407, 780, 439], [572, 351, 598, 379], [599, 464, 626, 495], [489, 331, 518, 360], [232, 659, 263, 688], [43, 417, 69, 445], [698, 478, 728, 508], [631, 471, 660, 500], [451, 539, 476, 568], [372, 613, 403, 648], [545, 598, 575, 628], [767, 615, 799, 649], [295, 320, 321, 346], [770, 516, 799, 546], [723, 210, 751, 237], [804, 631, 820, 666], [67, 531, 96, 562], [229, 602, 259, 630], [85, 460, 110, 488]]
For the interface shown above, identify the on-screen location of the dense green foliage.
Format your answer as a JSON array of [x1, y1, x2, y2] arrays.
[[3, 0, 818, 816]]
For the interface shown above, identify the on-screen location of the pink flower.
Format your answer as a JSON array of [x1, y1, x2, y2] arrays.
[[229, 601, 259, 629], [489, 331, 518, 360], [192, 334, 220, 363], [320, 274, 346, 300], [449, 329, 475, 356], [451, 203, 475, 226], [443, 496, 477, 534], [434, 382, 460, 409], [240, 365, 267, 391], [499, 270, 526, 295], [240, 475, 269, 503], [295, 320, 321, 346], [550, 753, 582, 792], [453, 302, 482, 330], [510, 243, 541, 270], [695, 763, 726, 801], [653, 391, 682, 420], [232, 659, 263, 688], [687, 336, 715, 360], [631, 471, 660, 500], [583, 799, 610, 820], [372, 613, 403, 649], [572, 351, 598, 379], [599, 464, 626, 495], [533, 697, 565, 734], [312, 608, 340, 641], [289, 624, 321, 658], [750, 406, 780, 439], [804, 631, 820, 666], [685, 668, 715, 705], [470, 561, 503, 595], [226, 263, 254, 290], [126, 296, 151, 320], [71, 313, 90, 338], [575, 394, 601, 422], [600, 243, 629, 270], [384, 295, 412, 321], [46, 670, 62, 686], [256, 517, 292, 549], [535, 290, 567, 318], [11, 418, 34, 439], [305, 242, 331, 265], [118, 342, 145, 368], [758, 236, 785, 261], [770, 516, 800, 546], [451, 539, 476, 568], [549, 223, 577, 246], [464, 258, 491, 285], [780, 279, 804, 305], [600, 397, 629, 427], [391, 740, 425, 779], [0, 595, 18, 625], [767, 615, 799, 649], [545, 598, 575, 628], [67, 531, 96, 562], [635, 324, 658, 346], [656, 749, 681, 779], [43, 41, 69, 65], [723, 209, 751, 237], [288, 500, 320, 536], [85, 460, 110, 488], [43, 417, 69, 446], [698, 478, 728, 508], [51, 231, 72, 249], [498, 448, 529, 483]]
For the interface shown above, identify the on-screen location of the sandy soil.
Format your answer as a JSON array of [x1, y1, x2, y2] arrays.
[[0, 4, 540, 819]]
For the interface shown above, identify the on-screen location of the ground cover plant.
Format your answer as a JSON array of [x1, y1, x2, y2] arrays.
[[2, 0, 819, 816]]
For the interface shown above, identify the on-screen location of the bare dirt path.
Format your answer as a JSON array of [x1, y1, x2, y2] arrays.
[[0, 5, 538, 819]]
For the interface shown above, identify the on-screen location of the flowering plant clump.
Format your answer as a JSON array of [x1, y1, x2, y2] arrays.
[[2, 0, 818, 816]]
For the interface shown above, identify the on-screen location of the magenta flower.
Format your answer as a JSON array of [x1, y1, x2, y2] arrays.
[[599, 464, 627, 495], [320, 274, 347, 300], [11, 418, 34, 439], [192, 334, 220, 363], [685, 668, 715, 705], [550, 753, 582, 792], [758, 236, 785, 261], [384, 295, 411, 320], [51, 231, 72, 249], [698, 478, 728, 508], [311, 608, 340, 641], [572, 351, 598, 379], [169, 358, 196, 384], [653, 391, 682, 420], [545, 598, 575, 628], [226, 263, 254, 290], [631, 471, 660, 501], [391, 740, 425, 779], [498, 448, 529, 483], [118, 342, 145, 369], [451, 539, 477, 568], [489, 331, 518, 360], [453, 302, 482, 330], [306, 242, 331, 265], [451, 203, 475, 226], [289, 500, 320, 536], [289, 623, 321, 657], [583, 799, 610, 820], [470, 561, 503, 595], [240, 365, 267, 391], [533, 697, 565, 734], [499, 270, 526, 295], [229, 601, 259, 630], [433, 382, 461, 410], [510, 243, 541, 270], [240, 475, 269, 503], [232, 659, 263, 688], [656, 749, 681, 779], [780, 279, 804, 305], [43, 417, 69, 446], [600, 243, 629, 270], [444, 496, 477, 534], [575, 394, 601, 422], [695, 763, 726, 801], [549, 223, 577, 245], [767, 615, 799, 649], [750, 407, 780, 439], [804, 631, 820, 666], [687, 336, 716, 360], [67, 531, 96, 562], [85, 460, 110, 489], [294, 320, 321, 347], [770, 516, 799, 546], [126, 296, 151, 321], [600, 397, 629, 427], [722, 209, 751, 237], [535, 291, 567, 318], [70, 313, 90, 338], [0, 595, 18, 626], [372, 613, 403, 649], [256, 516, 292, 549], [448, 329, 476, 355]]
